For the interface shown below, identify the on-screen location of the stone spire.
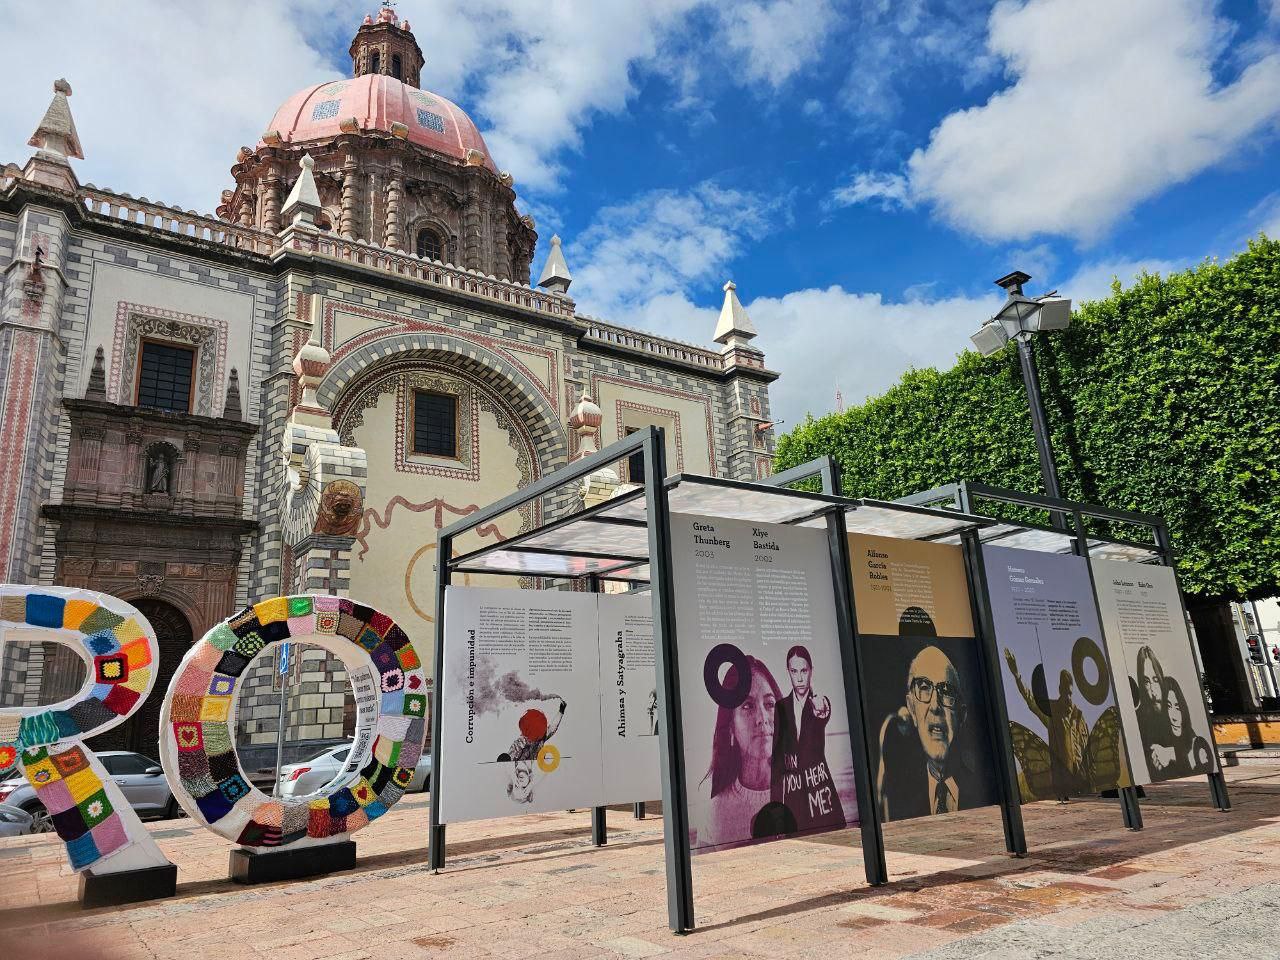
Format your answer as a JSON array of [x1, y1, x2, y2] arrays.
[[291, 297, 334, 427], [223, 368, 243, 421], [537, 234, 573, 294], [85, 346, 106, 400], [281, 154, 322, 227], [568, 391, 602, 460], [714, 280, 757, 348], [24, 79, 82, 192]]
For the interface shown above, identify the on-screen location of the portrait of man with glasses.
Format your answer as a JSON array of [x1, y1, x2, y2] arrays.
[[872, 626, 998, 821]]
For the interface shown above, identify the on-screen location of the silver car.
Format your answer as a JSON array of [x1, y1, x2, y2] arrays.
[[0, 750, 179, 832], [0, 803, 34, 837], [278, 742, 431, 799]]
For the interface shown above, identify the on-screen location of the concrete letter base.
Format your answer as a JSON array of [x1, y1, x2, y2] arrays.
[[80, 862, 178, 909], [229, 841, 357, 884]]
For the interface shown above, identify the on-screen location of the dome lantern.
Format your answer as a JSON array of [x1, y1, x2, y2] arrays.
[[350, 5, 424, 88]]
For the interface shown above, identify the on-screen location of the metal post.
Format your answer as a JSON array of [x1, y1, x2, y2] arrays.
[[645, 428, 696, 933], [1153, 521, 1231, 812], [1071, 509, 1143, 830], [961, 530, 1027, 856], [588, 573, 607, 847], [826, 503, 889, 885], [271, 643, 289, 798], [427, 528, 452, 871], [1015, 336, 1062, 501], [634, 802, 646, 819]]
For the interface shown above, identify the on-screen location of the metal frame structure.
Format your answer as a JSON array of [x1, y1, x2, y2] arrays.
[[427, 435, 1012, 933], [900, 481, 1231, 818]]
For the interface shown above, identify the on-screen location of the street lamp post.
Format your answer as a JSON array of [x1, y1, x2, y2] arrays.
[[971, 270, 1073, 512]]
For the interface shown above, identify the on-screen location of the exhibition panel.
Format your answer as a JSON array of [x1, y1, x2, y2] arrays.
[[849, 534, 1003, 822], [1091, 560, 1218, 783], [982, 546, 1134, 801]]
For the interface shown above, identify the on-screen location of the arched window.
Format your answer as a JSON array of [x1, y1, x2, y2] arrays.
[[416, 227, 444, 262], [370, 50, 381, 74], [391, 54, 403, 80]]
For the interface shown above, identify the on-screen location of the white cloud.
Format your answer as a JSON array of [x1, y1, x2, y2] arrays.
[[0, 0, 342, 213], [1, 0, 839, 211], [841, 0, 1280, 243], [721, 0, 838, 88], [567, 176, 1197, 425], [1249, 191, 1280, 238], [568, 181, 780, 324], [830, 171, 910, 208]]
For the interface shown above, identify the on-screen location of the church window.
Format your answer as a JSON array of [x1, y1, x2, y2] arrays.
[[311, 99, 340, 121], [416, 109, 445, 133], [392, 54, 403, 80], [371, 50, 380, 74], [411, 390, 458, 458], [416, 227, 444, 261], [136, 341, 195, 413], [625, 427, 646, 484]]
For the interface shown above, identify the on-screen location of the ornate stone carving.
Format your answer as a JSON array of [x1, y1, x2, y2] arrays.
[[136, 574, 165, 596], [315, 479, 362, 537]]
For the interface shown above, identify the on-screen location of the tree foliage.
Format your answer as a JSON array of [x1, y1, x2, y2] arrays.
[[775, 238, 1280, 603]]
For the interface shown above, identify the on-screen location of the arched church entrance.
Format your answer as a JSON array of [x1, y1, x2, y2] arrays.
[[88, 598, 193, 763]]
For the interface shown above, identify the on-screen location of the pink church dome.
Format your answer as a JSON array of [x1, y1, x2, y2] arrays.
[[260, 73, 497, 174]]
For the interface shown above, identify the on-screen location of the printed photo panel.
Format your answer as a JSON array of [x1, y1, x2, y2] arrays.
[[159, 595, 428, 848], [597, 593, 661, 806], [1091, 560, 1216, 782], [438, 587, 605, 822], [0, 584, 171, 875], [669, 513, 860, 855], [848, 534, 1000, 822], [983, 547, 1131, 800]]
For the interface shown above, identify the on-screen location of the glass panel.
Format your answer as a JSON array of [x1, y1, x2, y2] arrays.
[[824, 501, 984, 539], [413, 391, 457, 457], [457, 549, 641, 577], [1088, 542, 1161, 563], [519, 518, 650, 558], [137, 341, 195, 413]]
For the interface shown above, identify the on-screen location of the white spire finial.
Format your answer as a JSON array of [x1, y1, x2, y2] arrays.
[[28, 78, 83, 161], [714, 279, 757, 346], [537, 233, 573, 294], [281, 153, 322, 228]]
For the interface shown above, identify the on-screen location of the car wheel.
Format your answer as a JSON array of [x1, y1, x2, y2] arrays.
[[23, 801, 53, 834]]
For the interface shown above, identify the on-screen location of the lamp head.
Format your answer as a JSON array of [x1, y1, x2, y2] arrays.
[[970, 321, 1009, 357], [994, 270, 1032, 296]]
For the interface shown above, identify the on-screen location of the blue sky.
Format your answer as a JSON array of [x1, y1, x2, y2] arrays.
[[3, 0, 1278, 426]]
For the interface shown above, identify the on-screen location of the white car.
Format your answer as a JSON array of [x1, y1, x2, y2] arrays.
[[0, 751, 179, 832], [278, 742, 431, 799], [0, 803, 34, 837]]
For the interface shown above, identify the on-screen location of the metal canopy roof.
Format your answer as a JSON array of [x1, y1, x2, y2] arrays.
[[933, 520, 1161, 563], [449, 475, 993, 580]]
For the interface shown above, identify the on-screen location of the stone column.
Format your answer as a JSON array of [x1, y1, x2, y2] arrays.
[[339, 154, 358, 239], [292, 535, 356, 596], [385, 165, 404, 251], [462, 183, 483, 271], [262, 176, 283, 234]]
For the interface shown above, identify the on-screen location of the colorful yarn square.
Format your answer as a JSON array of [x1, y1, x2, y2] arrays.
[[112, 617, 146, 646], [78, 789, 114, 827], [173, 722, 203, 752], [102, 684, 141, 716], [24, 756, 60, 786], [254, 596, 290, 625], [207, 623, 239, 651], [0, 744, 16, 771], [397, 646, 421, 671], [66, 831, 101, 870], [315, 611, 339, 634], [80, 606, 125, 633], [93, 654, 129, 684], [61, 598, 97, 630], [85, 630, 120, 656], [403, 693, 426, 718], [64, 768, 102, 805], [368, 611, 393, 637], [200, 696, 232, 722], [208, 675, 236, 697], [51, 746, 90, 778], [90, 814, 129, 857], [217, 774, 251, 804], [232, 631, 267, 658], [121, 638, 153, 670], [25, 593, 66, 628], [287, 596, 314, 617]]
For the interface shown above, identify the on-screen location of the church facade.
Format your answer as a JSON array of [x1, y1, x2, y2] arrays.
[[0, 7, 776, 765]]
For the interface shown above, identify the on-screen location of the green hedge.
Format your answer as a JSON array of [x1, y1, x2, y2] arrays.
[[775, 238, 1280, 603]]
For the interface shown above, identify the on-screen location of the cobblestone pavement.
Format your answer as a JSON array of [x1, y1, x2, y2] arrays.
[[2, 764, 1279, 959]]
